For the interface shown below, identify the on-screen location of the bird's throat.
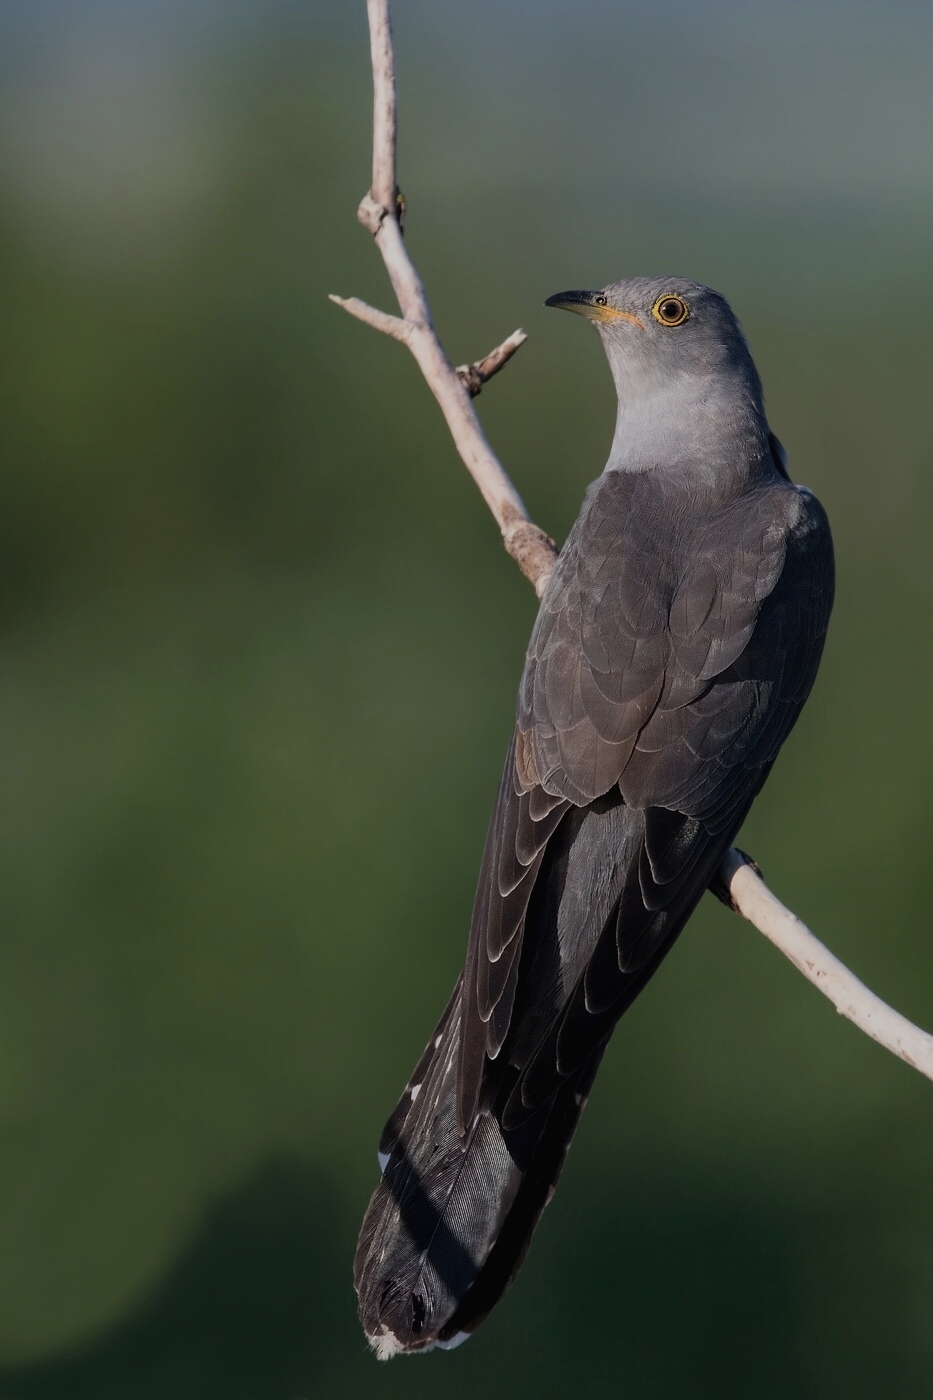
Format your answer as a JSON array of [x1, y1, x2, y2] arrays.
[[605, 375, 769, 484]]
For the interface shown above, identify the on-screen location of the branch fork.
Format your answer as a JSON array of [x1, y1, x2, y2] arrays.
[[331, 0, 933, 1088]]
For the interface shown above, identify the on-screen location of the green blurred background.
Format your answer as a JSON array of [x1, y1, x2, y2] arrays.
[[0, 1, 931, 1395]]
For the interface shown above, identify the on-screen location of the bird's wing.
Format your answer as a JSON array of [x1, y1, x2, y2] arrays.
[[457, 470, 833, 1134]]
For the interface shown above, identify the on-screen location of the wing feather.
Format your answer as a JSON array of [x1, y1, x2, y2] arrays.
[[457, 465, 832, 1150]]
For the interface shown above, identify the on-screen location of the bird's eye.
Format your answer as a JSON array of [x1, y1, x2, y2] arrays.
[[593, 294, 608, 306], [652, 294, 690, 327]]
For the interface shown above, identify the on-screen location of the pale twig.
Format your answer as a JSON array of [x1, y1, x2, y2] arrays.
[[457, 329, 528, 398], [722, 851, 933, 1083], [328, 295, 410, 344], [331, 0, 557, 595], [335, 0, 933, 1085]]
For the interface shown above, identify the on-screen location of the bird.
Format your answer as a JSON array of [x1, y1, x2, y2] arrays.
[[354, 275, 834, 1359]]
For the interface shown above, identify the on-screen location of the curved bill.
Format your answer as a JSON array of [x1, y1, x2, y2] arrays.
[[544, 289, 599, 315], [544, 289, 645, 330]]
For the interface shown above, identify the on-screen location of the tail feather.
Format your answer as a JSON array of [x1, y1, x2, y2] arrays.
[[355, 789, 753, 1360], [354, 991, 600, 1358], [376, 976, 462, 1171]]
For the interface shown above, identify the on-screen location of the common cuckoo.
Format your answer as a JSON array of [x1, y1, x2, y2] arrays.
[[354, 276, 835, 1358]]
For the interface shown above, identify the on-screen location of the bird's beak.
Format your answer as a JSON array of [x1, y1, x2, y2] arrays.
[[545, 289, 644, 330]]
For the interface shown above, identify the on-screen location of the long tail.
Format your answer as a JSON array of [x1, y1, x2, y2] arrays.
[[354, 981, 603, 1358]]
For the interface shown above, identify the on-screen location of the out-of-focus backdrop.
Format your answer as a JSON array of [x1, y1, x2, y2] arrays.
[[0, 1, 931, 1396]]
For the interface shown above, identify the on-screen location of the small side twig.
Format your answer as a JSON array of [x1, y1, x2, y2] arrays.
[[328, 295, 410, 344], [457, 329, 528, 398], [334, 0, 933, 1092]]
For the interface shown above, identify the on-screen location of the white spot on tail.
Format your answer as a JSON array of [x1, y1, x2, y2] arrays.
[[377, 1149, 390, 1173], [368, 1325, 470, 1359], [370, 1327, 403, 1361], [436, 1330, 470, 1351], [409, 1082, 421, 1102]]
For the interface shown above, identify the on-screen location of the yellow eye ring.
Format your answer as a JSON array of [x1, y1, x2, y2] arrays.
[[651, 294, 690, 327]]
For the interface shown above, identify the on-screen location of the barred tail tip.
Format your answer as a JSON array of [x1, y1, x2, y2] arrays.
[[368, 1326, 471, 1362]]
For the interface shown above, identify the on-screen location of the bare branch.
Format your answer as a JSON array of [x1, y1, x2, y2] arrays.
[[457, 329, 528, 397], [722, 850, 933, 1082], [337, 0, 933, 1086], [333, 0, 558, 595], [366, 0, 397, 216]]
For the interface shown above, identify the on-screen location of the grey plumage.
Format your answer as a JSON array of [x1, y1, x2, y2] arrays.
[[355, 276, 834, 1358]]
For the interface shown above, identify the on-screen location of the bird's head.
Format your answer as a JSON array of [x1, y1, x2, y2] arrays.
[[545, 276, 768, 473], [545, 275, 760, 401]]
